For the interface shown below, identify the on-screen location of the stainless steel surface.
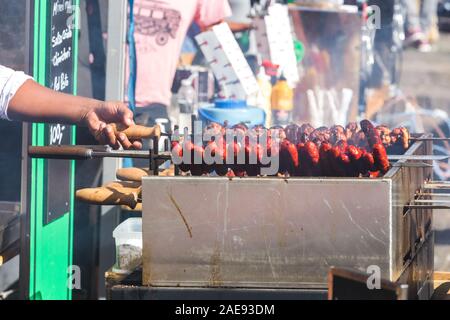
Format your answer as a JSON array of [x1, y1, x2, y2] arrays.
[[143, 177, 391, 288], [142, 136, 434, 291]]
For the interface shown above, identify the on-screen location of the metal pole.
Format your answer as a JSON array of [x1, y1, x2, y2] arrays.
[[97, 0, 128, 299], [104, 0, 127, 188]]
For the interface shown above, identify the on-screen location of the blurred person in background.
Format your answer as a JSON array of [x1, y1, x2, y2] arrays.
[[226, 0, 258, 72], [227, 0, 253, 33], [191, 1, 257, 71], [127, 0, 232, 130], [179, 23, 202, 66], [404, 0, 439, 52]]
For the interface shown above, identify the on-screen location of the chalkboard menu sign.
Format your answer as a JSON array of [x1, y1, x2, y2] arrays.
[[44, 0, 77, 224], [25, 0, 79, 300], [49, 0, 75, 94]]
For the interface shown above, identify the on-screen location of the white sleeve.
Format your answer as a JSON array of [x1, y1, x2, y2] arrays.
[[0, 65, 33, 121]]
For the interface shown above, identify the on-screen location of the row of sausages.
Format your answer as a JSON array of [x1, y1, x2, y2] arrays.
[[170, 120, 409, 178]]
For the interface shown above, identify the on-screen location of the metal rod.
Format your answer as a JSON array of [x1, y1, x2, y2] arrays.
[[413, 199, 450, 204], [410, 137, 450, 141], [427, 181, 450, 185], [417, 193, 450, 198], [153, 136, 159, 176], [423, 183, 450, 189], [91, 150, 150, 159], [92, 150, 171, 160], [392, 162, 433, 168], [388, 155, 449, 161], [28, 146, 172, 161], [405, 205, 450, 210]]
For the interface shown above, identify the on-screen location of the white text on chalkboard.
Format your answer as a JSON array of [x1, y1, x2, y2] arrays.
[[52, 27, 73, 48], [52, 47, 72, 67], [53, 73, 70, 91], [49, 124, 66, 146], [53, 0, 74, 17]]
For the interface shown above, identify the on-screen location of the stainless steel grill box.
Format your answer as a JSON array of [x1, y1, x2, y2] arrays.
[[141, 136, 434, 296]]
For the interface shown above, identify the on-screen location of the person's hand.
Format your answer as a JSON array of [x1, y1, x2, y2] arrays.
[[81, 101, 143, 150]]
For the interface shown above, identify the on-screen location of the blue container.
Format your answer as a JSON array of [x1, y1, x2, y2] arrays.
[[198, 99, 266, 127]]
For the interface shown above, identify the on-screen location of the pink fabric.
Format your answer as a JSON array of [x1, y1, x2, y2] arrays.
[[127, 0, 231, 107]]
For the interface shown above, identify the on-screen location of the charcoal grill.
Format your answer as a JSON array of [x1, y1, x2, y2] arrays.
[[28, 132, 450, 299], [140, 134, 446, 299]]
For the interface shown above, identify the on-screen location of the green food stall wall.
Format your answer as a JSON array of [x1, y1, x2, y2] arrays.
[[28, 0, 79, 300]]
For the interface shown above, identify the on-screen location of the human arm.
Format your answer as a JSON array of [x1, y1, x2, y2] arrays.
[[1, 65, 141, 149]]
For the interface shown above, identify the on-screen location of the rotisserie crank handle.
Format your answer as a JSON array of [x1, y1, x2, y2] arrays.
[[28, 146, 95, 160]]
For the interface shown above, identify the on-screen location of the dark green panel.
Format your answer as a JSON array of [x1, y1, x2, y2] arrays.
[[29, 0, 79, 300]]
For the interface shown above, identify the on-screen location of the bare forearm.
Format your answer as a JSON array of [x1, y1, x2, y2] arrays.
[[8, 80, 98, 125]]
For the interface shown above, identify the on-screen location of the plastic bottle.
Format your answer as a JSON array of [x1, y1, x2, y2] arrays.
[[271, 73, 294, 126], [177, 78, 197, 133], [256, 67, 272, 128]]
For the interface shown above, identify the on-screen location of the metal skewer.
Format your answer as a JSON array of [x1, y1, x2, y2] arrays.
[[423, 181, 450, 190], [392, 162, 433, 168], [408, 180, 450, 209], [388, 155, 450, 161], [413, 199, 450, 204], [409, 137, 450, 142], [28, 146, 172, 161], [416, 193, 450, 198], [405, 204, 450, 210]]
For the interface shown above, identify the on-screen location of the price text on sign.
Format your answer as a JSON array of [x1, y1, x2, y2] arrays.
[[43, 0, 77, 225]]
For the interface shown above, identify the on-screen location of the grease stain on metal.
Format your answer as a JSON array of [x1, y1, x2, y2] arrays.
[[169, 193, 193, 238], [209, 246, 223, 286]]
